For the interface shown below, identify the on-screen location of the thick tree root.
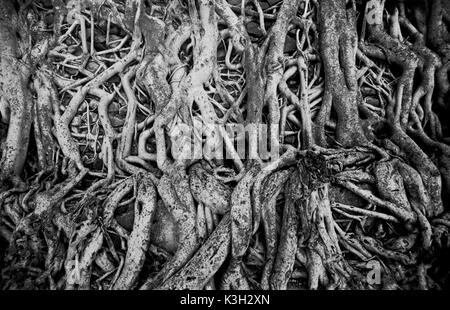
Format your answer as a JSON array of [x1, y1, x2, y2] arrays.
[[113, 174, 156, 289], [158, 213, 231, 290]]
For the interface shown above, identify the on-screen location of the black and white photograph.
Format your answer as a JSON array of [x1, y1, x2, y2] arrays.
[[0, 0, 449, 298]]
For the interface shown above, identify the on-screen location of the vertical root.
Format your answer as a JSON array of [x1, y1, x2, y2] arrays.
[[113, 173, 157, 289]]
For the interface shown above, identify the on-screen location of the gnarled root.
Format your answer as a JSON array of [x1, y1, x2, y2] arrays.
[[0, 0, 33, 187], [314, 0, 368, 147], [220, 162, 261, 290], [113, 173, 157, 289], [290, 153, 353, 289], [140, 169, 198, 289], [260, 169, 293, 289], [158, 213, 231, 290]]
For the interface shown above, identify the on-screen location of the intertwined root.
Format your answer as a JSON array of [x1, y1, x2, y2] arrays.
[[1, 0, 450, 290], [282, 154, 348, 290], [297, 184, 352, 290]]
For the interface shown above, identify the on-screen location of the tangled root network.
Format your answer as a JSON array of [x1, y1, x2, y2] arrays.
[[1, 0, 450, 290]]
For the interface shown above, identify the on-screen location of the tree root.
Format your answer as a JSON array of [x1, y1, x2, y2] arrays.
[[113, 173, 156, 289]]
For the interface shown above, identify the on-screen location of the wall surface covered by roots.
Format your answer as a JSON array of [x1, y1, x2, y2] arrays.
[[1, 0, 450, 290]]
